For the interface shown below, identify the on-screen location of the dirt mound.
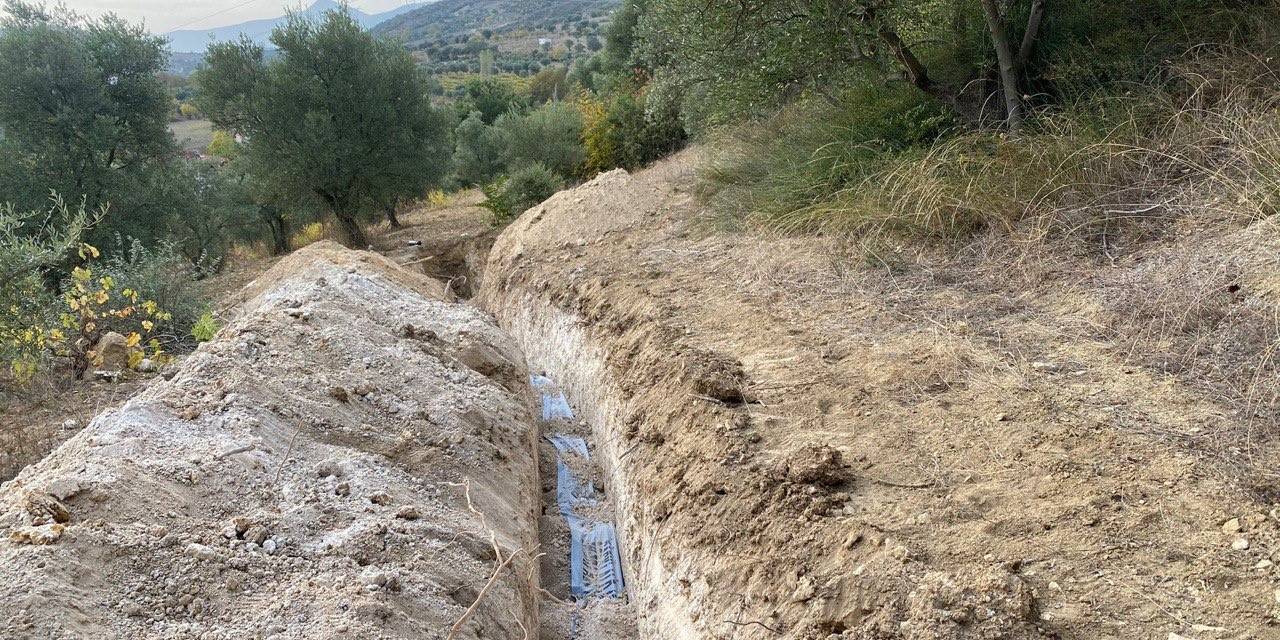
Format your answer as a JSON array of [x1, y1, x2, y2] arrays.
[[0, 242, 541, 639], [480, 151, 1280, 638]]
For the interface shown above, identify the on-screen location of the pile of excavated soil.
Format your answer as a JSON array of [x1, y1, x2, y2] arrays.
[[480, 151, 1280, 639], [0, 242, 541, 639]]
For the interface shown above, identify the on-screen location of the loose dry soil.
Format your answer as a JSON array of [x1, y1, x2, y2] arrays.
[[0, 243, 541, 639], [5, 148, 1280, 640], [477, 151, 1280, 639]]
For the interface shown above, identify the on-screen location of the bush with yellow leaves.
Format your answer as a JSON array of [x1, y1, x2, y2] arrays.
[[55, 243, 171, 378]]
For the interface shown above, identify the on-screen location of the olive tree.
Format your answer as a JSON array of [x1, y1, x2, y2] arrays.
[[632, 0, 1050, 130], [0, 0, 178, 242], [196, 9, 450, 247]]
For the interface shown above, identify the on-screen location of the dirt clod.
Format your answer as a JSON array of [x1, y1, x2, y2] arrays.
[[785, 444, 848, 487]]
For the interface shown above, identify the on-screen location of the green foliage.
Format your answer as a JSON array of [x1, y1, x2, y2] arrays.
[[529, 66, 570, 104], [196, 8, 452, 247], [453, 111, 510, 187], [191, 311, 220, 343], [458, 77, 528, 125], [0, 1, 181, 247], [0, 196, 96, 379], [633, 0, 883, 133], [169, 162, 258, 270], [2, 220, 179, 381], [481, 164, 564, 223], [702, 83, 959, 233], [95, 236, 211, 345], [496, 102, 586, 179], [206, 130, 240, 159], [582, 90, 684, 173]]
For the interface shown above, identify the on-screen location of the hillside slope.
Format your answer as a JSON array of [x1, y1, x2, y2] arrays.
[[475, 150, 1280, 638], [373, 0, 617, 47], [166, 0, 429, 53]]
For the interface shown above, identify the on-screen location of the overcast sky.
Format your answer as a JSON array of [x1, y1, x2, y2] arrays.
[[61, 1, 416, 33]]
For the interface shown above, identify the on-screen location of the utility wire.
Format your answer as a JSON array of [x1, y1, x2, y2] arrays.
[[164, 0, 280, 34]]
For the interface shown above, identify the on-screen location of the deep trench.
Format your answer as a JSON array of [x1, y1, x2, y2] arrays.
[[439, 258, 652, 639]]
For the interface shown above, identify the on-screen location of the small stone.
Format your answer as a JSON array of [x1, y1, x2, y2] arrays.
[[262, 539, 278, 555], [93, 332, 132, 369], [1222, 517, 1243, 534], [136, 358, 158, 373], [8, 524, 65, 545], [1231, 537, 1249, 551], [789, 577, 815, 603], [369, 492, 393, 506], [843, 531, 863, 549], [1255, 559, 1274, 570], [243, 525, 270, 546], [184, 543, 217, 561], [334, 482, 351, 497], [360, 568, 389, 588], [395, 506, 420, 520], [890, 545, 912, 562]]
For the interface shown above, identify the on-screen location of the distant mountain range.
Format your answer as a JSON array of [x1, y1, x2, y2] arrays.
[[166, 0, 431, 53], [373, 0, 618, 47]]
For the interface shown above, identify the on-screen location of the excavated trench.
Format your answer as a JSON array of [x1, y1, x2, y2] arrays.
[[486, 297, 700, 640], [0, 239, 688, 640]]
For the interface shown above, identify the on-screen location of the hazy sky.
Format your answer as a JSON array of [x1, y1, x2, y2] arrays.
[[60, 1, 417, 33]]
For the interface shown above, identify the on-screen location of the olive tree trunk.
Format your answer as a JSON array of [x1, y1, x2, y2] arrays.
[[323, 192, 369, 248], [980, 0, 1024, 130]]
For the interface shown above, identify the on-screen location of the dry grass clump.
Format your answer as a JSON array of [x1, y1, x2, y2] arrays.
[[705, 50, 1280, 248]]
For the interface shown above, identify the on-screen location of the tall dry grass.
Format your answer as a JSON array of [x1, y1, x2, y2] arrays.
[[705, 49, 1280, 489], [705, 49, 1280, 247]]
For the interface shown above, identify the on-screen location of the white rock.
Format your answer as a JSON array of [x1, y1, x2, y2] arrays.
[[184, 543, 217, 561]]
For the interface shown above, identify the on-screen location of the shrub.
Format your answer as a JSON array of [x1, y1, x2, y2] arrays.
[[702, 83, 954, 232], [582, 89, 685, 174], [56, 253, 172, 378], [458, 77, 528, 125], [705, 51, 1280, 242], [453, 111, 508, 187], [0, 196, 97, 380], [95, 237, 210, 349], [290, 222, 330, 249], [427, 189, 449, 207], [481, 164, 564, 224], [496, 102, 586, 179], [191, 311, 219, 343], [207, 130, 239, 159], [4, 236, 174, 381], [529, 65, 570, 104]]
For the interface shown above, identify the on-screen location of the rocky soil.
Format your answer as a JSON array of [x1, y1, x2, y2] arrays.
[[0, 242, 541, 639]]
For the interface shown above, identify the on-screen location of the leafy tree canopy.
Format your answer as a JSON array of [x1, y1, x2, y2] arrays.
[[0, 0, 178, 245], [196, 8, 451, 247]]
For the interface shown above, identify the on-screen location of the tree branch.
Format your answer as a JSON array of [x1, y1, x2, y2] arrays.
[[1015, 0, 1046, 72]]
